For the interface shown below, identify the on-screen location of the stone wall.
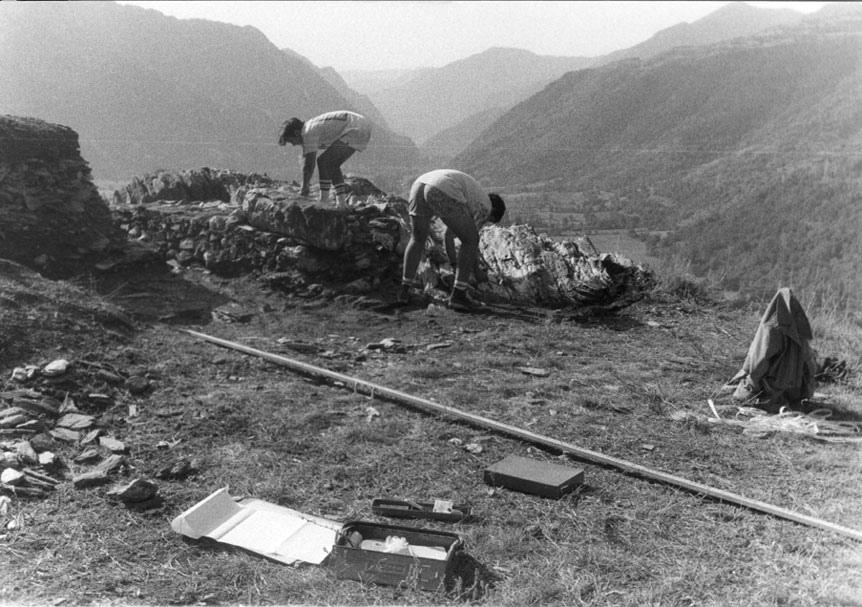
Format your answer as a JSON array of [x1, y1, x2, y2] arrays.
[[110, 171, 653, 308], [0, 116, 125, 277], [112, 167, 278, 206], [111, 176, 408, 294]]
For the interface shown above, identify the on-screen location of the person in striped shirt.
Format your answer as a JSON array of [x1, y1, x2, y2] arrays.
[[278, 111, 372, 208]]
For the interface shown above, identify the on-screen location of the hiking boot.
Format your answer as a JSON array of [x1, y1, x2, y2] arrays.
[[448, 288, 481, 312]]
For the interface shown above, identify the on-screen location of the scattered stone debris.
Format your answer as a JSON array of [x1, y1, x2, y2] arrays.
[[1, 352, 148, 501], [106, 478, 160, 509], [155, 458, 200, 481], [42, 359, 69, 377], [72, 469, 111, 489], [99, 436, 126, 453], [125, 376, 150, 395], [212, 304, 255, 323], [517, 367, 550, 377]]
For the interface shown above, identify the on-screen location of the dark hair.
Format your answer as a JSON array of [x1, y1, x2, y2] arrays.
[[278, 117, 304, 144], [488, 193, 506, 223]]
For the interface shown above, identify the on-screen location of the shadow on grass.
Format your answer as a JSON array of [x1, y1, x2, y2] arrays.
[[803, 397, 862, 424], [92, 264, 231, 324], [446, 550, 501, 601]]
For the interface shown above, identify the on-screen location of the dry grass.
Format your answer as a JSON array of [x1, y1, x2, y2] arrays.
[[1, 264, 861, 606]]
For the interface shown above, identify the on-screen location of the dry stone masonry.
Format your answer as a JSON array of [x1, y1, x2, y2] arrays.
[[111, 169, 652, 308], [112, 173, 408, 294], [0, 116, 125, 278]]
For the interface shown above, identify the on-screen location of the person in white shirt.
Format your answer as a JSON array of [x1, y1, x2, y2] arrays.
[[398, 169, 506, 311], [278, 111, 372, 207]]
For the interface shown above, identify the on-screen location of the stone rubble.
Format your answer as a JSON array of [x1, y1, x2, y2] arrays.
[[0, 357, 160, 501]]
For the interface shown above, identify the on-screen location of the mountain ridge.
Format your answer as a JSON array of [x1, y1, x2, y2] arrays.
[[342, 3, 812, 154]]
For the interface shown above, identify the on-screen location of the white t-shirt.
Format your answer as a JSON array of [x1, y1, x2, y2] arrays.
[[301, 111, 372, 155], [416, 169, 492, 226]]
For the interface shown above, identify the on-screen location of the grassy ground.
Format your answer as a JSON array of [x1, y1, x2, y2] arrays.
[[1, 262, 860, 607]]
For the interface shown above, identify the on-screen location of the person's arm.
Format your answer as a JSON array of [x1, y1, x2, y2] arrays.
[[300, 151, 316, 196]]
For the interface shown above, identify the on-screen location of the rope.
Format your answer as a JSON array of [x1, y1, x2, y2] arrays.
[[707, 399, 862, 442]]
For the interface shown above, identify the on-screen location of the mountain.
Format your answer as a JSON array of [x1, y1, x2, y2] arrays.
[[0, 1, 423, 187], [341, 67, 435, 97], [420, 106, 508, 166], [598, 2, 806, 65], [280, 47, 391, 129], [348, 47, 594, 145], [454, 8, 862, 302], [344, 3, 808, 158]]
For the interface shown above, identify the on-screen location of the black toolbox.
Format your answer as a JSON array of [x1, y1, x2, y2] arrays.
[[484, 454, 584, 498], [328, 520, 463, 591]]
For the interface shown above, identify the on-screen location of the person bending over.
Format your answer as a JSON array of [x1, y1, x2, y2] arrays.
[[398, 169, 505, 311], [278, 111, 372, 207]]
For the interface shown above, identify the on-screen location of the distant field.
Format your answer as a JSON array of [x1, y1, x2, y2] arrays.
[[556, 229, 661, 268]]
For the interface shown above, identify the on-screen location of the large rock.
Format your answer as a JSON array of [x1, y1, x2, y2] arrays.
[[0, 115, 125, 277], [477, 225, 652, 307]]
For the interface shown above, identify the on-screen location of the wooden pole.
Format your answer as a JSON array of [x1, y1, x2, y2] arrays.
[[184, 329, 862, 543]]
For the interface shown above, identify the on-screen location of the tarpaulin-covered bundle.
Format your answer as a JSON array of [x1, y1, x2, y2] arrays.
[[727, 287, 817, 408]]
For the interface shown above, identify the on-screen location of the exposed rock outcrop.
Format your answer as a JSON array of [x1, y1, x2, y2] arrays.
[[0, 116, 125, 277], [478, 225, 651, 307]]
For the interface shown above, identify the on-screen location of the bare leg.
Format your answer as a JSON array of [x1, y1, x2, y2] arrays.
[[318, 140, 356, 206], [403, 213, 431, 285], [440, 212, 479, 292], [316, 157, 331, 202]]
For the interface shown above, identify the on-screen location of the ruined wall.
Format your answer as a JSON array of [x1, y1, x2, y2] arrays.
[[110, 170, 652, 308], [111, 181, 408, 293], [112, 167, 278, 206], [0, 116, 125, 277]]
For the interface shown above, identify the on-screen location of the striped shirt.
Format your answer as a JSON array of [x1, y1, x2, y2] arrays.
[[301, 111, 372, 155]]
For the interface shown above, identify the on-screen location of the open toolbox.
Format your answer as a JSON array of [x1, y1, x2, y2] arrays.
[[371, 498, 472, 522], [328, 520, 464, 591]]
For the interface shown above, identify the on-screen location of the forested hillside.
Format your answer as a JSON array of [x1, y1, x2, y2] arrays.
[[0, 1, 423, 187], [455, 11, 862, 304]]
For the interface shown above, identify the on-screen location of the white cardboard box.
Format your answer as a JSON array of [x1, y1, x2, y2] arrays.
[[171, 487, 341, 565]]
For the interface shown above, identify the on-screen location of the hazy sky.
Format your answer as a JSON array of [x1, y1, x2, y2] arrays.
[[115, 1, 830, 72]]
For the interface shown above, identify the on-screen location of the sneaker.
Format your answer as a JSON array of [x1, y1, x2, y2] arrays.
[[448, 288, 481, 312], [396, 284, 412, 305]]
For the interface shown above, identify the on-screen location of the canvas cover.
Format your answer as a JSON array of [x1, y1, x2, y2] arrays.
[[728, 287, 817, 407]]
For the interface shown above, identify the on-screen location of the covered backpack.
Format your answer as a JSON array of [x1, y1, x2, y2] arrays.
[[727, 287, 817, 409]]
